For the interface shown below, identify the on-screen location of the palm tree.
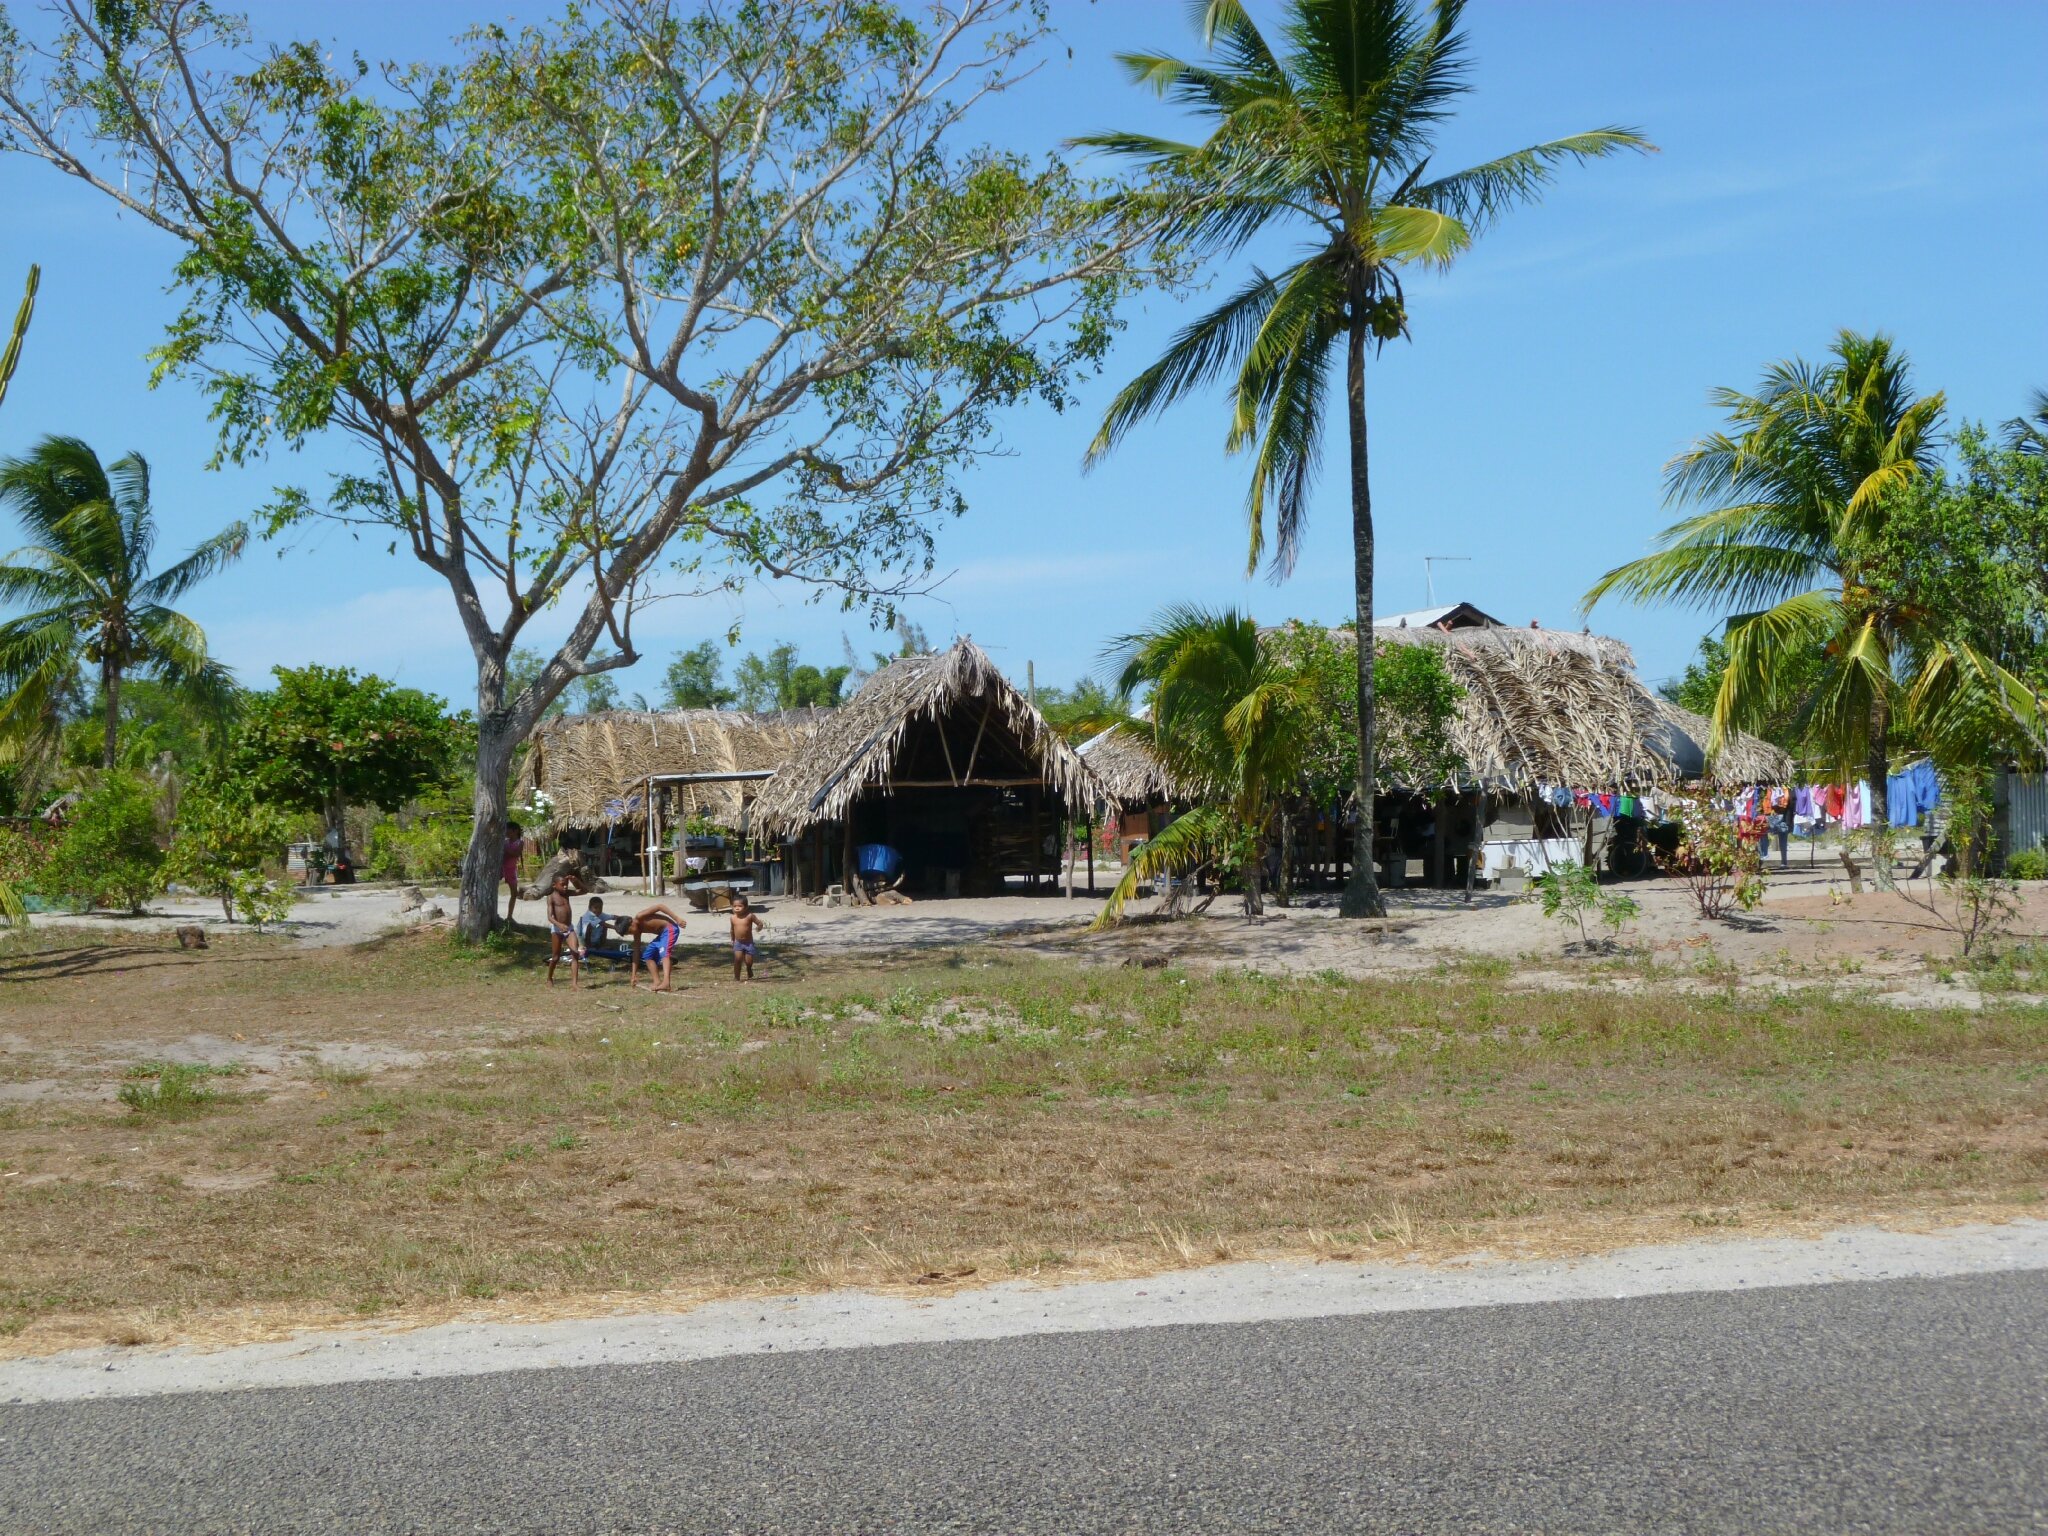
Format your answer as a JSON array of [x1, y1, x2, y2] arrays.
[[0, 436, 245, 771], [1076, 0, 1649, 916], [1095, 606, 1312, 923], [2006, 388, 2048, 456], [1585, 332, 1953, 827]]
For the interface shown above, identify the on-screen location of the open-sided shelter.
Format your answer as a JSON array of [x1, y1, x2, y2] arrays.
[[749, 639, 1097, 897], [515, 708, 825, 880]]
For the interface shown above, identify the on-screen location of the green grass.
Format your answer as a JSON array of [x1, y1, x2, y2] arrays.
[[116, 1061, 246, 1119]]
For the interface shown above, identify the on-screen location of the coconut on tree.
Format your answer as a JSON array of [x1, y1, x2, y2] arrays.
[[1075, 0, 1650, 915]]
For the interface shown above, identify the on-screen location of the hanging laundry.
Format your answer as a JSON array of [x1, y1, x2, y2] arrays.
[[1885, 759, 1941, 827]]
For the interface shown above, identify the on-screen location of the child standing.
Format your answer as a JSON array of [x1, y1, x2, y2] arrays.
[[728, 894, 765, 982], [501, 820, 527, 925], [544, 874, 581, 987]]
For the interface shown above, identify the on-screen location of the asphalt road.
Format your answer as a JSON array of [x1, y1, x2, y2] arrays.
[[5, 1270, 2045, 1535]]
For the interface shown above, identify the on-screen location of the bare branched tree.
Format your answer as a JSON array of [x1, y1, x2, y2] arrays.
[[0, 0, 1173, 936]]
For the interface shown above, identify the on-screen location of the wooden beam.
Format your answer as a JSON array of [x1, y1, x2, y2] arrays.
[[885, 777, 1044, 789], [961, 698, 995, 782], [936, 717, 960, 786]]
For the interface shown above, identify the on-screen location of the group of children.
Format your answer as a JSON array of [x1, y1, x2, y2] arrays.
[[538, 874, 766, 990], [501, 817, 770, 990]]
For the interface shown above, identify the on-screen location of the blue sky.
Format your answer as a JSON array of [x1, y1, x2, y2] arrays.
[[3, 0, 2045, 710]]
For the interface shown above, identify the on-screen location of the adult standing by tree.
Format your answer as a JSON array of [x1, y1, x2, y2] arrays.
[[1585, 332, 1948, 829], [0, 435, 243, 769], [0, 0, 1176, 939], [1074, 0, 1649, 916]]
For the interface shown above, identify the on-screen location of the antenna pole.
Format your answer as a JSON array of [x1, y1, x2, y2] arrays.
[[1423, 555, 1471, 609]]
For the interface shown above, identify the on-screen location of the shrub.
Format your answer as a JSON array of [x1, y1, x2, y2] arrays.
[[1528, 862, 1639, 950], [165, 780, 296, 923], [2006, 847, 2048, 881], [365, 812, 471, 882], [45, 773, 162, 913], [1658, 791, 1766, 919], [0, 823, 55, 926]]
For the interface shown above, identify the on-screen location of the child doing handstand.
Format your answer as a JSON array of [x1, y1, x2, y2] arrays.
[[728, 895, 765, 982], [628, 903, 688, 993]]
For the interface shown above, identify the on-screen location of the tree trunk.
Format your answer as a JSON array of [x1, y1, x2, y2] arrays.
[[101, 660, 120, 770], [1866, 691, 1891, 830], [1340, 305, 1386, 917], [1277, 799, 1295, 908], [457, 716, 519, 942], [324, 791, 349, 864]]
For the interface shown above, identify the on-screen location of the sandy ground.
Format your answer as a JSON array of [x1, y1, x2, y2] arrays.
[[7, 1218, 2043, 1403], [21, 849, 2048, 1003]]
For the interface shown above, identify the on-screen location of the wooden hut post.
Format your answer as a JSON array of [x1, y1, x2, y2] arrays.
[[1063, 809, 1076, 900], [1085, 809, 1095, 896], [841, 817, 860, 905], [1431, 791, 1449, 887], [1030, 788, 1043, 894]]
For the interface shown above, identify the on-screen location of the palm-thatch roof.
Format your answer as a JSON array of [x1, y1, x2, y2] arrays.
[[1078, 724, 1186, 809], [516, 708, 827, 831], [1375, 622, 1789, 787], [1648, 698, 1794, 785], [750, 639, 1097, 839]]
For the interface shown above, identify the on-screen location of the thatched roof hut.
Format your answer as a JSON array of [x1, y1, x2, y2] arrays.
[[751, 638, 1096, 840], [516, 708, 826, 831], [1076, 724, 1185, 810], [1376, 621, 1789, 787], [1085, 620, 1791, 801], [1648, 698, 1793, 785]]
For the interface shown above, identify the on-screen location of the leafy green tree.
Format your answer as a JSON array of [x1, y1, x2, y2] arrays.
[[664, 642, 737, 710], [1038, 677, 1133, 743], [45, 771, 162, 913], [1077, 0, 1648, 916], [1097, 607, 1315, 921], [734, 644, 850, 710], [1586, 332, 2001, 825], [0, 263, 33, 411], [571, 672, 621, 714], [165, 779, 294, 923], [0, 436, 244, 770], [226, 666, 461, 855], [0, 1, 1167, 939], [1263, 621, 1463, 806], [1877, 425, 2048, 765], [56, 676, 240, 777]]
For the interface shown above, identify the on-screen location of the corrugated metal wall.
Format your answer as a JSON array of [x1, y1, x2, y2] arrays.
[[1995, 772, 2048, 869]]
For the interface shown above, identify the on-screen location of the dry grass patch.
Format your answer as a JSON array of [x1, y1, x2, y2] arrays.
[[2, 927, 2046, 1353]]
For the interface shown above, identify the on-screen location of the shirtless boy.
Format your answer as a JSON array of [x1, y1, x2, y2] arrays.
[[727, 895, 766, 982], [628, 903, 688, 992], [543, 874, 581, 987]]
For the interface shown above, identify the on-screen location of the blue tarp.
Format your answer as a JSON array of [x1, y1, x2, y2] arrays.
[[856, 843, 903, 878]]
